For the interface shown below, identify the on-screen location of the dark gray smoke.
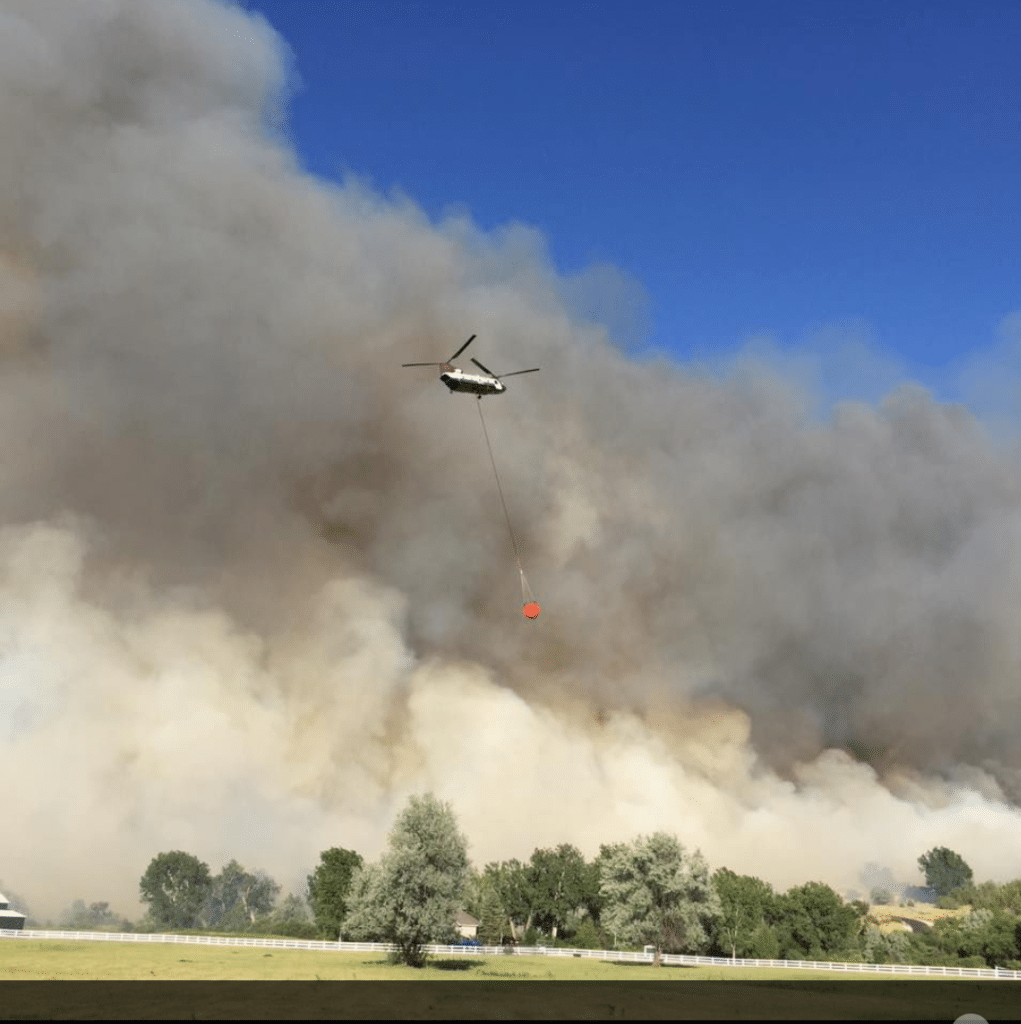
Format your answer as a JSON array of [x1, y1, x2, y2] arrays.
[[2, 0, 1020, 918]]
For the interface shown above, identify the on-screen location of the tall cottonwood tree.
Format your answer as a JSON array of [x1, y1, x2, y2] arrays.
[[918, 847, 974, 899], [138, 851, 211, 930], [342, 793, 469, 966], [528, 844, 589, 940], [306, 847, 363, 939], [206, 860, 279, 930], [711, 868, 778, 960], [600, 833, 721, 962]]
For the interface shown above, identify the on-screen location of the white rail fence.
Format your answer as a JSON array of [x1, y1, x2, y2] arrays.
[[2, 928, 1018, 980]]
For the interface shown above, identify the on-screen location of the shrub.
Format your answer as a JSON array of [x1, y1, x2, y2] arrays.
[[572, 918, 603, 950], [959, 955, 987, 969]]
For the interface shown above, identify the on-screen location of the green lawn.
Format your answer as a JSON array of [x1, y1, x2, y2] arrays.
[[0, 940, 840, 980], [1, 940, 1012, 1020], [0, 938, 994, 981]]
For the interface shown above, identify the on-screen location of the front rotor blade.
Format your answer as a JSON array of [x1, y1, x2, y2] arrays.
[[401, 362, 445, 367], [471, 357, 497, 377], [448, 334, 477, 361], [496, 367, 540, 378]]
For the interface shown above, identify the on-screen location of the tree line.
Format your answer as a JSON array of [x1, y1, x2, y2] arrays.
[[18, 796, 1018, 970]]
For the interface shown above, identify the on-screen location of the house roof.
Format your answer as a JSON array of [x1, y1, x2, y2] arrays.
[[455, 910, 479, 926]]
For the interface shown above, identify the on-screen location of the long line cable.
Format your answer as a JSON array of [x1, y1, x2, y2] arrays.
[[477, 398, 519, 560], [477, 399, 536, 605]]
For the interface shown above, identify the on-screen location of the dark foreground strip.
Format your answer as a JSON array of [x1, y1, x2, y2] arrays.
[[0, 980, 1011, 1020]]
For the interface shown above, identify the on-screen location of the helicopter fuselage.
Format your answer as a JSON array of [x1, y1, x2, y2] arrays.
[[440, 367, 506, 395], [403, 337, 537, 393]]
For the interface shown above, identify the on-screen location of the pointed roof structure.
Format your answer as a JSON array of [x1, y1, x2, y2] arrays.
[[0, 892, 27, 931]]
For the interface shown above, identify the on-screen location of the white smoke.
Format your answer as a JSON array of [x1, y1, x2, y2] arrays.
[[1, 0, 1020, 918]]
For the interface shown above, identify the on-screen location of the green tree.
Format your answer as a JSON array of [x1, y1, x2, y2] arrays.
[[462, 866, 483, 919], [306, 847, 363, 939], [747, 918, 780, 960], [263, 893, 318, 939], [341, 793, 470, 967], [918, 847, 973, 898], [710, 868, 777, 959], [475, 869, 508, 945], [963, 879, 1021, 916], [773, 882, 862, 960], [491, 858, 537, 941], [580, 854, 604, 925], [340, 863, 388, 942], [139, 851, 212, 930], [870, 925, 912, 965], [528, 844, 589, 940], [58, 900, 120, 931], [599, 833, 721, 963], [932, 909, 1021, 967], [572, 916, 603, 949], [206, 860, 280, 930]]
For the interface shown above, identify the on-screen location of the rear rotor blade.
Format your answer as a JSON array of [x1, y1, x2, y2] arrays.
[[496, 367, 540, 378], [448, 334, 477, 361], [471, 357, 497, 377]]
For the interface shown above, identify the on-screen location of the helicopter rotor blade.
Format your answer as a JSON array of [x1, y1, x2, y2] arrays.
[[448, 334, 477, 362], [495, 367, 540, 379], [401, 362, 446, 367], [471, 357, 497, 377]]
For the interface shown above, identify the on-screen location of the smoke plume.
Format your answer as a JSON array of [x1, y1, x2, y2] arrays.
[[2, 0, 1020, 917]]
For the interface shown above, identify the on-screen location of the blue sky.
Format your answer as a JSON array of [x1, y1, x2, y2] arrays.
[[241, 0, 1020, 413]]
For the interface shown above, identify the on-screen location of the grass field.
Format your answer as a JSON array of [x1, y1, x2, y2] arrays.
[[1, 939, 923, 981], [868, 902, 968, 935], [1, 939, 1012, 1019]]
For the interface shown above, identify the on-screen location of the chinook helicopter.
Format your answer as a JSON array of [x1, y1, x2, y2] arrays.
[[402, 335, 539, 397]]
